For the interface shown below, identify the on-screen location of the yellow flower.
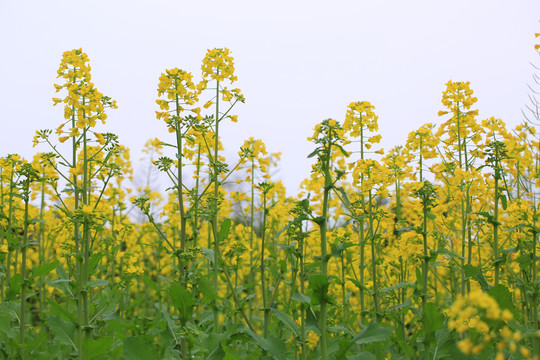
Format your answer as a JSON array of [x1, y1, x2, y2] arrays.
[[80, 205, 93, 215], [520, 346, 530, 358], [0, 244, 8, 253], [126, 264, 144, 275], [306, 331, 319, 350], [457, 338, 473, 354]]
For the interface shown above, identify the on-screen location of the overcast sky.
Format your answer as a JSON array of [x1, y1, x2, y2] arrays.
[[1, 1, 539, 194]]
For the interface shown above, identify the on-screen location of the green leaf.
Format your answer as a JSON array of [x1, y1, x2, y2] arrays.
[[291, 290, 311, 305], [218, 218, 231, 242], [423, 302, 443, 338], [53, 264, 74, 296], [379, 282, 413, 294], [7, 274, 21, 299], [307, 149, 320, 158], [0, 314, 17, 339], [48, 298, 76, 323], [201, 247, 215, 265], [89, 252, 101, 275], [308, 274, 332, 305], [432, 328, 452, 359], [87, 279, 108, 288], [463, 265, 489, 292], [334, 321, 390, 358], [32, 260, 60, 278], [170, 284, 195, 321], [335, 186, 352, 208], [334, 338, 357, 359], [206, 343, 226, 360], [47, 315, 76, 350], [0, 230, 18, 245], [415, 267, 423, 293], [246, 329, 287, 360], [499, 194, 507, 210], [426, 212, 436, 220], [271, 308, 300, 336], [29, 218, 46, 224], [334, 144, 349, 157], [353, 321, 391, 345], [0, 301, 20, 324], [198, 276, 217, 304], [83, 337, 115, 360], [347, 353, 376, 360], [124, 336, 155, 360], [160, 310, 182, 351], [305, 307, 319, 331], [142, 275, 160, 293], [488, 285, 516, 316]]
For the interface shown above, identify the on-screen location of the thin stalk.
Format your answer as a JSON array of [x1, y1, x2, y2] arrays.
[[249, 159, 255, 323], [82, 126, 90, 335], [261, 190, 269, 339], [173, 79, 187, 285], [19, 177, 30, 360], [318, 138, 332, 360], [421, 196, 429, 360], [368, 190, 379, 317], [38, 170, 46, 310], [211, 77, 220, 331], [300, 223, 306, 360], [493, 169, 500, 286], [6, 168, 15, 285], [193, 144, 202, 248]]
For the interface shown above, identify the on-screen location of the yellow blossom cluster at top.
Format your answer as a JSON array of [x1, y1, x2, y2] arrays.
[[439, 80, 478, 115], [155, 68, 200, 132], [201, 48, 237, 83], [52, 49, 117, 137], [343, 101, 379, 137]]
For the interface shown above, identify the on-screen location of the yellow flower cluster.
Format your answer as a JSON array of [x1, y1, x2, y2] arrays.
[[447, 290, 537, 359], [343, 101, 378, 137], [201, 48, 237, 83], [404, 123, 438, 160], [350, 159, 389, 198], [447, 289, 504, 334], [440, 80, 477, 113], [306, 331, 320, 350], [155, 68, 200, 131], [52, 49, 117, 135]]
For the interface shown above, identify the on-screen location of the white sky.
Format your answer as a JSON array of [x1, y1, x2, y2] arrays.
[[1, 1, 539, 194]]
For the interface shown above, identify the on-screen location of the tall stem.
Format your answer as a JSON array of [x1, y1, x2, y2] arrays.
[[261, 190, 269, 339], [422, 197, 429, 360], [319, 138, 332, 360], [19, 177, 30, 360], [369, 190, 378, 317], [211, 77, 221, 331], [493, 170, 500, 286]]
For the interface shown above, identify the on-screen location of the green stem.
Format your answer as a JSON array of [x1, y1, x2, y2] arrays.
[[19, 178, 30, 360], [422, 197, 429, 360], [261, 190, 269, 339], [318, 138, 332, 360], [494, 170, 500, 286], [368, 190, 378, 318], [212, 77, 220, 331]]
